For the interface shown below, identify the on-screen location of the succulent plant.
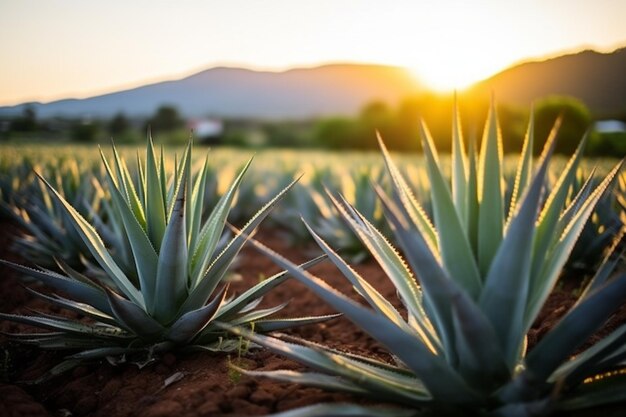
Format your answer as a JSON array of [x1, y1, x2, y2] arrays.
[[274, 165, 390, 263], [0, 137, 335, 371], [566, 172, 625, 275], [313, 166, 390, 263], [223, 103, 626, 416], [1, 160, 105, 270], [0, 158, 34, 219], [268, 165, 329, 244]]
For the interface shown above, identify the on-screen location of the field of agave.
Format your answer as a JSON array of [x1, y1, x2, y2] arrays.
[[1, 104, 626, 417]]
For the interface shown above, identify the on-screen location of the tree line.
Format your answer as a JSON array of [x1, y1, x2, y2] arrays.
[[1, 96, 624, 156]]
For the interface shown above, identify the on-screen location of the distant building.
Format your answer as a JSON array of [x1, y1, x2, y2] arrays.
[[594, 120, 626, 133], [187, 118, 224, 143]]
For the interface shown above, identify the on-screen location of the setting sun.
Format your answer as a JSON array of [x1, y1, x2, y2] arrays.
[[408, 49, 508, 92], [2, 0, 626, 104], [401, 1, 517, 91]]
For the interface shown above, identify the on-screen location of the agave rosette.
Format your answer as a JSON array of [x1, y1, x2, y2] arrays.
[[271, 166, 332, 244], [0, 136, 335, 367], [222, 102, 626, 416], [1, 159, 106, 269], [275, 165, 390, 262], [313, 166, 390, 263]]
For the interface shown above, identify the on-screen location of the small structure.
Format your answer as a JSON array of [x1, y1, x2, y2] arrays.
[[594, 120, 626, 133], [187, 118, 224, 144]]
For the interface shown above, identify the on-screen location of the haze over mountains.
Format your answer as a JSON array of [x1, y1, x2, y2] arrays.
[[0, 65, 422, 119], [1, 47, 625, 119]]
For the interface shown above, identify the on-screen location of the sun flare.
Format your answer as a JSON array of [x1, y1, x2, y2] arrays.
[[408, 48, 514, 92], [397, 2, 522, 92], [409, 61, 497, 93]]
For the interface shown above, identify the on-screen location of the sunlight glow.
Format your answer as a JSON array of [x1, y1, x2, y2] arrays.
[[410, 57, 503, 93], [403, 2, 522, 91], [1, 0, 626, 104]]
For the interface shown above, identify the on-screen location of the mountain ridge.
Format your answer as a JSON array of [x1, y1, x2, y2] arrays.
[[468, 47, 626, 114], [0, 63, 422, 119], [2, 46, 625, 119]]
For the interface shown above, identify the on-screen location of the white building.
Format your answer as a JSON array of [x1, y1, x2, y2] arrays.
[[594, 120, 626, 133], [188, 118, 224, 142]]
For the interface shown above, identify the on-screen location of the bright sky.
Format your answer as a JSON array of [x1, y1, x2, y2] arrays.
[[1, 0, 626, 105]]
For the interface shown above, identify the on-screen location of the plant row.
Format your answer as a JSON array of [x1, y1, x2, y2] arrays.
[[1, 103, 626, 416]]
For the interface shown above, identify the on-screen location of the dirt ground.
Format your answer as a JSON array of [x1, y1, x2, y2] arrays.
[[1, 221, 625, 417]]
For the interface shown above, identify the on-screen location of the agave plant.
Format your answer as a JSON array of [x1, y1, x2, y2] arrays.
[[0, 157, 35, 219], [566, 172, 625, 275], [275, 166, 390, 262], [313, 166, 390, 263], [0, 136, 335, 369], [222, 103, 626, 416], [226, 162, 294, 225], [1, 160, 106, 270], [268, 164, 331, 243]]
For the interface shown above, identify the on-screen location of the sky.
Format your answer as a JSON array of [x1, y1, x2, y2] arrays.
[[1, 0, 626, 106]]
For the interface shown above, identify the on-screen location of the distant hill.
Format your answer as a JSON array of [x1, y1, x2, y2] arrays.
[[3, 47, 625, 120], [0, 64, 421, 119], [469, 47, 626, 115]]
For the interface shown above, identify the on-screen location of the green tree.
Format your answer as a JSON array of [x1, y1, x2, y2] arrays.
[[533, 96, 592, 155], [588, 131, 626, 156], [498, 104, 528, 154], [11, 105, 38, 132], [109, 112, 130, 136], [146, 105, 184, 132], [358, 101, 396, 149], [313, 117, 361, 149], [71, 120, 101, 142]]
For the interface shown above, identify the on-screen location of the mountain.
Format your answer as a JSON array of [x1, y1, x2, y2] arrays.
[[0, 64, 421, 119], [3, 47, 625, 120], [469, 47, 626, 115]]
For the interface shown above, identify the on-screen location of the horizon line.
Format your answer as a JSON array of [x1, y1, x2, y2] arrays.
[[1, 43, 624, 108]]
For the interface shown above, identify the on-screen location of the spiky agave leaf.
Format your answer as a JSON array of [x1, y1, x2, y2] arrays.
[[565, 171, 625, 275], [1, 135, 335, 369], [1, 160, 105, 270], [312, 166, 391, 263], [227, 103, 626, 416]]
